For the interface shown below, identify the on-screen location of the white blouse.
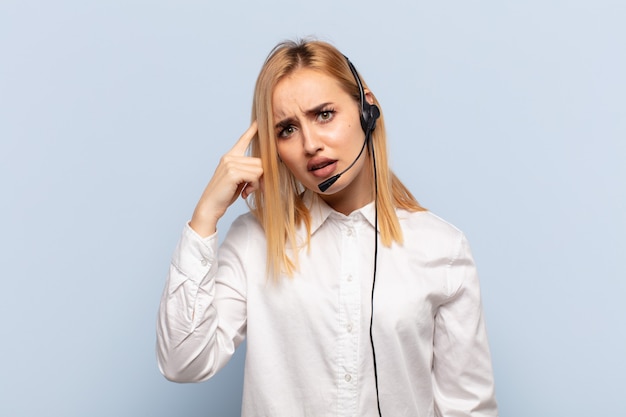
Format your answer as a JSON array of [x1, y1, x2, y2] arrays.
[[157, 194, 498, 416]]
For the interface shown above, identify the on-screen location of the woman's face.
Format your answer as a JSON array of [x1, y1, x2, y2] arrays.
[[272, 67, 373, 214]]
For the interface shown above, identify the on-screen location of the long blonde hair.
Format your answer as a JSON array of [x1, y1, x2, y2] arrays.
[[248, 39, 425, 278]]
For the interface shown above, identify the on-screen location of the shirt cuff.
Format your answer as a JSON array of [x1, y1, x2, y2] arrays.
[[170, 223, 219, 284]]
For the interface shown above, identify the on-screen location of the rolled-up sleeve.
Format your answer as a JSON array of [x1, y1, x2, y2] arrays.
[[432, 234, 498, 416]]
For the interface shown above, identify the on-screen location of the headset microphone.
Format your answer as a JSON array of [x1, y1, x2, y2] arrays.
[[317, 137, 368, 192], [317, 58, 380, 192]]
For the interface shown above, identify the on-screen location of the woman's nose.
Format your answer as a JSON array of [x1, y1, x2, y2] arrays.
[[302, 126, 323, 155]]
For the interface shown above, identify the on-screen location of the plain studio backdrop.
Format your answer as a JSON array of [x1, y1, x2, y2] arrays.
[[1, 1, 624, 416]]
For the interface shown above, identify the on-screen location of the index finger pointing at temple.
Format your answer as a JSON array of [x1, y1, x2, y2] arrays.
[[229, 121, 258, 155]]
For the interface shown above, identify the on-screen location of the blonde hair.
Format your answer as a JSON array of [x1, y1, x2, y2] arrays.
[[248, 39, 425, 278]]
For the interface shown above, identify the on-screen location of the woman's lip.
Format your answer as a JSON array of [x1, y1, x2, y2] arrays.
[[308, 157, 336, 171], [308, 160, 337, 178]]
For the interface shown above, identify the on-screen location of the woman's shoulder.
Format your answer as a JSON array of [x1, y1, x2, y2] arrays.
[[219, 211, 267, 259], [226, 211, 264, 237], [398, 209, 466, 244]]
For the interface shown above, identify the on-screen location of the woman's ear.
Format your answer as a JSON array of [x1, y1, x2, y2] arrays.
[[364, 89, 375, 106]]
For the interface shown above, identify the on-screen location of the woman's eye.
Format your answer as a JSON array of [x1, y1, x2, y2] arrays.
[[279, 126, 295, 138], [318, 110, 334, 122]]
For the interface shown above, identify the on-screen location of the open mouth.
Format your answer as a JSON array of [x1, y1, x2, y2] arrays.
[[309, 160, 335, 171], [307, 158, 337, 178]]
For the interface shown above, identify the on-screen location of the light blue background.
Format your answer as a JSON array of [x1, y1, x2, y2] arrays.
[[1, 0, 624, 416]]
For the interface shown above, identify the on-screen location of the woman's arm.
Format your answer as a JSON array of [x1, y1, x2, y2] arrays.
[[432, 234, 498, 416], [156, 123, 261, 382], [156, 220, 250, 382]]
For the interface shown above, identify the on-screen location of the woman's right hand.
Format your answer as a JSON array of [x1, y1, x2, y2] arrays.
[[189, 122, 262, 237]]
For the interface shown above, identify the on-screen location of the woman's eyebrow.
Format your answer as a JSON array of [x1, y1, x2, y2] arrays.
[[304, 102, 333, 117], [275, 116, 296, 130], [274, 102, 334, 129]]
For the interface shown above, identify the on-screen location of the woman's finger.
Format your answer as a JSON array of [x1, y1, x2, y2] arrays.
[[228, 121, 258, 156]]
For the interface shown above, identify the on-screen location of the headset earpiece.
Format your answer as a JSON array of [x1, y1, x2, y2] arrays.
[[363, 103, 380, 137]]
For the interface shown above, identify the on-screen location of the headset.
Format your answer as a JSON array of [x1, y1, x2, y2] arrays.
[[347, 58, 381, 137], [317, 58, 380, 193], [317, 56, 383, 417]]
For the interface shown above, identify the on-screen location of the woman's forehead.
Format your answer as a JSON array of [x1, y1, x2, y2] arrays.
[[272, 68, 347, 114]]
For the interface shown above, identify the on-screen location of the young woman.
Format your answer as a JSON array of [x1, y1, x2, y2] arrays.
[[157, 39, 498, 416]]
